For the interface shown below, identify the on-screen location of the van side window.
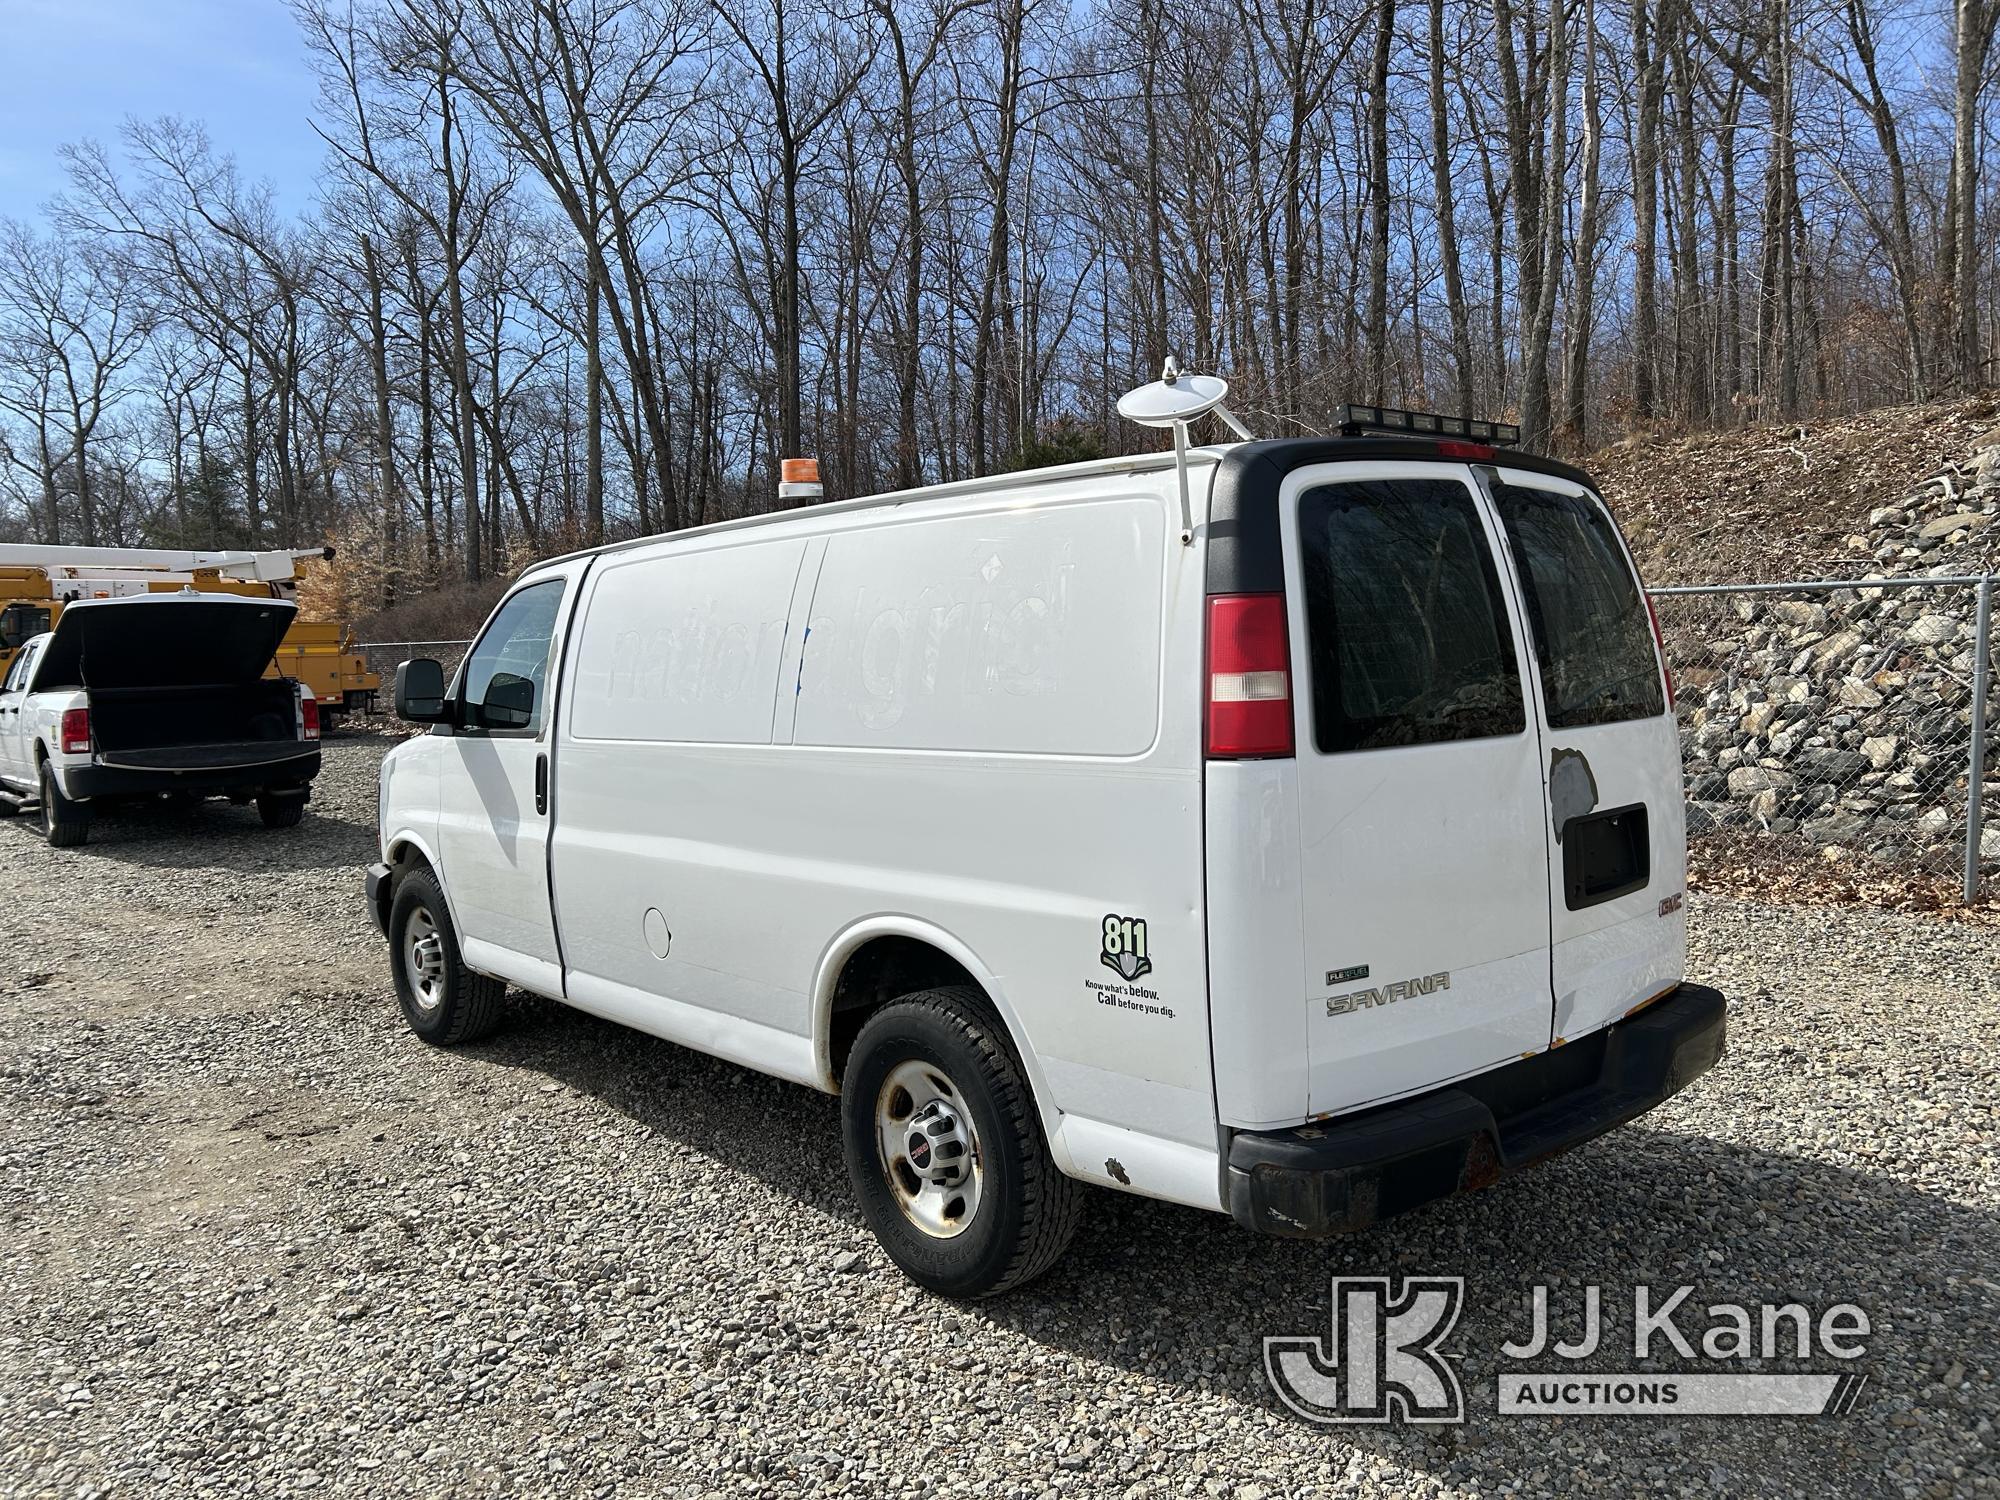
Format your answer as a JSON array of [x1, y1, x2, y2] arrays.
[[1490, 482, 1666, 728], [460, 580, 566, 732], [1298, 478, 1526, 753]]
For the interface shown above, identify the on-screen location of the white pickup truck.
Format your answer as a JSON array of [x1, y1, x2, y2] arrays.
[[0, 592, 322, 846]]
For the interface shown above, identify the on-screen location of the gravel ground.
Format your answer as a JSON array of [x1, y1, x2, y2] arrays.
[[0, 731, 1994, 1499]]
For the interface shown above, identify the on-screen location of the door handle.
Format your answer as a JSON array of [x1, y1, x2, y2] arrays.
[[534, 752, 548, 815]]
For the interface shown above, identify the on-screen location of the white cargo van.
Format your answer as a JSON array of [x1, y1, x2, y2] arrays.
[[368, 405, 1723, 1297]]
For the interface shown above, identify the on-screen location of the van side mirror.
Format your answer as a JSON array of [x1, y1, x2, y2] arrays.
[[477, 671, 535, 730], [393, 658, 448, 722]]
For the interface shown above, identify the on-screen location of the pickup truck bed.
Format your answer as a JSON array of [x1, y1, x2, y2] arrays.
[[0, 593, 323, 845]]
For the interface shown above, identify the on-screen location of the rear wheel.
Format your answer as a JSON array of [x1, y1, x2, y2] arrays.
[[38, 761, 89, 848], [388, 869, 504, 1045], [257, 793, 305, 829], [841, 986, 1083, 1298]]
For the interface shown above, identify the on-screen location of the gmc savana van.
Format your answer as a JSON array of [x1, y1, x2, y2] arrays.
[[367, 412, 1725, 1298]]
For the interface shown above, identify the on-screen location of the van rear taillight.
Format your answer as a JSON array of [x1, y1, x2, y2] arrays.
[[1642, 591, 1674, 710], [1206, 594, 1294, 758], [59, 708, 90, 754]]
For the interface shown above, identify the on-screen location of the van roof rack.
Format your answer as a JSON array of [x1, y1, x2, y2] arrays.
[[1337, 404, 1522, 447]]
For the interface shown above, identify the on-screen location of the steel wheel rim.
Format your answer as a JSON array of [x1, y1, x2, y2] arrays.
[[404, 906, 447, 1013], [874, 1058, 983, 1239]]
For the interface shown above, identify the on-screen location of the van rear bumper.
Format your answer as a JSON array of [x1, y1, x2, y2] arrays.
[[1225, 983, 1726, 1237]]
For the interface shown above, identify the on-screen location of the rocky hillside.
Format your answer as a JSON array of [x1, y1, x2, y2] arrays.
[[1591, 393, 2000, 585], [1634, 411, 2000, 867]]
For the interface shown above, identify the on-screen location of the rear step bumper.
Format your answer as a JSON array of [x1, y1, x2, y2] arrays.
[[1225, 983, 1726, 1237], [62, 748, 321, 802], [93, 742, 319, 772]]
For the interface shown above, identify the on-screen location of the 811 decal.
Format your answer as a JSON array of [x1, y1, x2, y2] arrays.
[[1100, 914, 1152, 981]]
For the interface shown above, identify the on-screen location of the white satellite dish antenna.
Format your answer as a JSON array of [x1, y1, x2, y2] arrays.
[[1117, 356, 1253, 544]]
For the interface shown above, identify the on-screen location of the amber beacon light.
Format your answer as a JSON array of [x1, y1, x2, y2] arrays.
[[779, 458, 823, 503]]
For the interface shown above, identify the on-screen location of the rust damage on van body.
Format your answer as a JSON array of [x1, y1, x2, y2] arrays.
[[1548, 746, 1599, 841]]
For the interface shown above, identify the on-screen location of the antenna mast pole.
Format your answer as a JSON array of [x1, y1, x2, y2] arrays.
[[1115, 355, 1252, 547], [1171, 417, 1193, 544]]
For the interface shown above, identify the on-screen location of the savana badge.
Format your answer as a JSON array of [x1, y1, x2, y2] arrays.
[[1100, 914, 1153, 981]]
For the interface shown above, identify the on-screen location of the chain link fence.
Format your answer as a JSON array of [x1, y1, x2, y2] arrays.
[[356, 640, 474, 698], [360, 574, 2000, 901], [1650, 574, 1998, 900]]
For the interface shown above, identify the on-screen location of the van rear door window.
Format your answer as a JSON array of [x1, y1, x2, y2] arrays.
[[1297, 477, 1526, 753], [1489, 482, 1665, 729]]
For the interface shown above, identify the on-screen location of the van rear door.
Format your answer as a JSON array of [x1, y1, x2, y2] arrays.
[[1482, 468, 1685, 1042], [1277, 461, 1556, 1115]]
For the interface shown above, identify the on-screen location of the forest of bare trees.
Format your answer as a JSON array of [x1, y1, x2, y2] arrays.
[[0, 0, 1995, 603]]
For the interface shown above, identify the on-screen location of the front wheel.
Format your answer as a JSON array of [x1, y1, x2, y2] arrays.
[[841, 987, 1084, 1298], [388, 870, 504, 1045], [38, 761, 89, 848]]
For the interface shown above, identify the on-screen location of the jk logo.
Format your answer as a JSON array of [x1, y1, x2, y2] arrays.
[[1264, 1277, 1465, 1424]]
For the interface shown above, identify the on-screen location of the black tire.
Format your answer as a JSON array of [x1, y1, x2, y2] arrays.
[[388, 869, 505, 1045], [257, 794, 306, 829], [841, 986, 1084, 1298], [38, 760, 89, 848]]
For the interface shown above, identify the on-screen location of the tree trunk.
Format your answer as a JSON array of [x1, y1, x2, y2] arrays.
[[585, 266, 604, 544], [1429, 0, 1475, 414], [1365, 0, 1396, 401], [969, 0, 1024, 477], [361, 234, 400, 608], [1631, 0, 1663, 420], [438, 71, 482, 581], [1561, 0, 1603, 447], [1951, 0, 1995, 390]]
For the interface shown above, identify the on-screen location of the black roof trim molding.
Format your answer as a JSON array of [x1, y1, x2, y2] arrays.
[[1204, 437, 1596, 595]]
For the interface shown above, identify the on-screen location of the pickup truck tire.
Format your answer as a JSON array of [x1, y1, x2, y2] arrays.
[[38, 761, 89, 848], [841, 987, 1083, 1299], [257, 794, 305, 829], [389, 870, 504, 1046]]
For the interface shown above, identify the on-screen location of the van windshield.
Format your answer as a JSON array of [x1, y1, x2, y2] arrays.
[[1489, 481, 1665, 728], [1297, 476, 1526, 753]]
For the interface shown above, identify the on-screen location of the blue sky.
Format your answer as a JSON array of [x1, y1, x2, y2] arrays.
[[0, 0, 326, 224]]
